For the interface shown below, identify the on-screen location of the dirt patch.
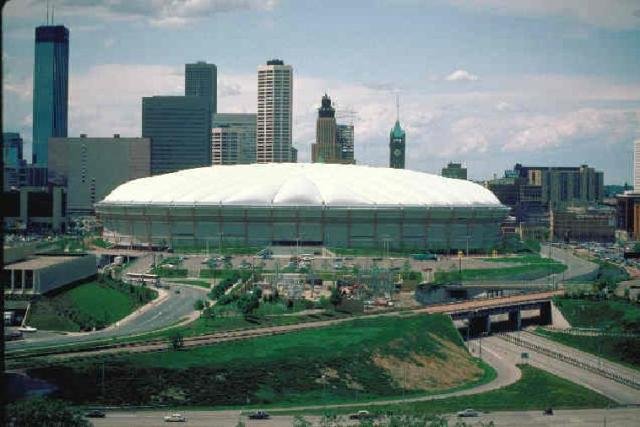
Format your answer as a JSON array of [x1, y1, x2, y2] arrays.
[[372, 334, 482, 391], [315, 367, 339, 385]]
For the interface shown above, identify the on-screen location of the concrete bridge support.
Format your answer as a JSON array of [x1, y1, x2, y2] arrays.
[[508, 310, 522, 331], [539, 301, 552, 325], [469, 314, 491, 336]]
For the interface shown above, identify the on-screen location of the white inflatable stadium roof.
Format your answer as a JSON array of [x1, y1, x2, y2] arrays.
[[100, 163, 504, 208]]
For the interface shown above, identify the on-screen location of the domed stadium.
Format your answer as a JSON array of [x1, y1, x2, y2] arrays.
[[95, 163, 508, 251]]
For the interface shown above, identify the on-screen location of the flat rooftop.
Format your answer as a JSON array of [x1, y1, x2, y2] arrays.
[[6, 255, 83, 270]]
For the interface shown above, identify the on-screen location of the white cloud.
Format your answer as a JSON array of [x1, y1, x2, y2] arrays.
[[4, 61, 639, 182], [445, 70, 479, 82], [4, 78, 32, 100], [502, 108, 640, 152], [67, 64, 184, 137], [446, 0, 640, 30], [3, 0, 279, 26], [495, 101, 515, 112]]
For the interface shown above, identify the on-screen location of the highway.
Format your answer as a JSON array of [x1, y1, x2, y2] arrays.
[[6, 253, 209, 352], [486, 335, 640, 405], [6, 284, 206, 351], [89, 407, 640, 426]]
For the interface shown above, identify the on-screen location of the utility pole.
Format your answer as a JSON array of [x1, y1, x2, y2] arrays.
[[402, 365, 406, 399], [466, 235, 470, 257], [101, 362, 105, 398]]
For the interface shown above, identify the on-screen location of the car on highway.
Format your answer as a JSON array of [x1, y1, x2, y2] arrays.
[[349, 410, 374, 420], [248, 410, 270, 420], [164, 413, 187, 422], [85, 409, 106, 418], [457, 409, 480, 417]]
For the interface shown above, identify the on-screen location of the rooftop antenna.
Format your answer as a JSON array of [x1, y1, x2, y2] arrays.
[[51, 2, 54, 24], [396, 94, 400, 122], [46, 0, 49, 24]]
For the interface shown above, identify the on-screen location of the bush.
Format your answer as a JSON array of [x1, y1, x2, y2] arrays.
[[330, 286, 342, 307], [5, 398, 90, 427]]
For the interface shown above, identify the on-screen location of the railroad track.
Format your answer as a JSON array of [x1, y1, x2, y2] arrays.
[[6, 289, 563, 366]]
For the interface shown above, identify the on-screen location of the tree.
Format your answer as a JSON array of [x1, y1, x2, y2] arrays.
[[170, 333, 184, 350], [329, 286, 342, 308], [5, 398, 90, 427], [237, 291, 260, 317]]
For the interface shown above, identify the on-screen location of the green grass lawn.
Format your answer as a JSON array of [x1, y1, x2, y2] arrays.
[[277, 365, 615, 417], [27, 278, 157, 332], [536, 329, 640, 370], [553, 297, 640, 332], [168, 279, 212, 289], [539, 297, 640, 370], [483, 255, 552, 264], [434, 260, 566, 283], [28, 314, 494, 408], [151, 266, 188, 278], [6, 310, 353, 366]]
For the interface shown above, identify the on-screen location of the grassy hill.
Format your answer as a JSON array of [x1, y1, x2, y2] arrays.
[[27, 278, 157, 332], [538, 297, 640, 369], [434, 256, 566, 284], [28, 314, 494, 407], [278, 364, 614, 417]]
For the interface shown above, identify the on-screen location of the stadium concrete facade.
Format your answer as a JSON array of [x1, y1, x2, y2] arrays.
[[96, 164, 509, 251]]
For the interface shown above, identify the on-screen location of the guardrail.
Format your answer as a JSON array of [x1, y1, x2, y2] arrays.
[[540, 327, 640, 338], [497, 333, 640, 390]]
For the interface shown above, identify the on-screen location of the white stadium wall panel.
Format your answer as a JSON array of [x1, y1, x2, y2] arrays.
[[95, 164, 509, 251]]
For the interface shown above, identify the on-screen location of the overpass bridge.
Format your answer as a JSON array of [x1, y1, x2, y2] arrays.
[[418, 290, 563, 337]]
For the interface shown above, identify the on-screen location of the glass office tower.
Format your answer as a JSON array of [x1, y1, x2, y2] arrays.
[[32, 25, 69, 166]]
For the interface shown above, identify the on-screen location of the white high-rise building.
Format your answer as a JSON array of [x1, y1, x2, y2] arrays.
[[257, 59, 293, 163], [635, 139, 640, 191]]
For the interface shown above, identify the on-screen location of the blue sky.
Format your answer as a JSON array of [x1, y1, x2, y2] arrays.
[[3, 0, 640, 183]]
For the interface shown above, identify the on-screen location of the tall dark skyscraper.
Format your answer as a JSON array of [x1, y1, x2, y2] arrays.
[[389, 98, 406, 169], [142, 96, 212, 175], [32, 25, 69, 166], [185, 61, 217, 114], [312, 94, 339, 163]]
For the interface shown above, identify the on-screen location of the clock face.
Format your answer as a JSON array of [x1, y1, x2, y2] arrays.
[[394, 148, 401, 157]]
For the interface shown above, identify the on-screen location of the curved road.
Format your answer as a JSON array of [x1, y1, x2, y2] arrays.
[[539, 244, 598, 284], [7, 281, 207, 352]]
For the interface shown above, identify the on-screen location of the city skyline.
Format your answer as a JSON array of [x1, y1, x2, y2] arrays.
[[3, 0, 639, 182]]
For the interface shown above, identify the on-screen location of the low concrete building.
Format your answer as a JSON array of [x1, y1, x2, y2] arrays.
[[551, 206, 616, 242], [2, 253, 97, 295], [2, 186, 66, 232]]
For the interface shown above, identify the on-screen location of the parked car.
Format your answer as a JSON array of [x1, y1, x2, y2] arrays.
[[543, 407, 554, 416], [164, 413, 186, 422], [18, 326, 37, 333], [248, 410, 270, 420], [457, 409, 480, 417], [85, 410, 105, 418], [349, 410, 374, 420]]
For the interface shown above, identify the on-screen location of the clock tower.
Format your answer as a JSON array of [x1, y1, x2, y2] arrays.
[[389, 96, 405, 169]]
